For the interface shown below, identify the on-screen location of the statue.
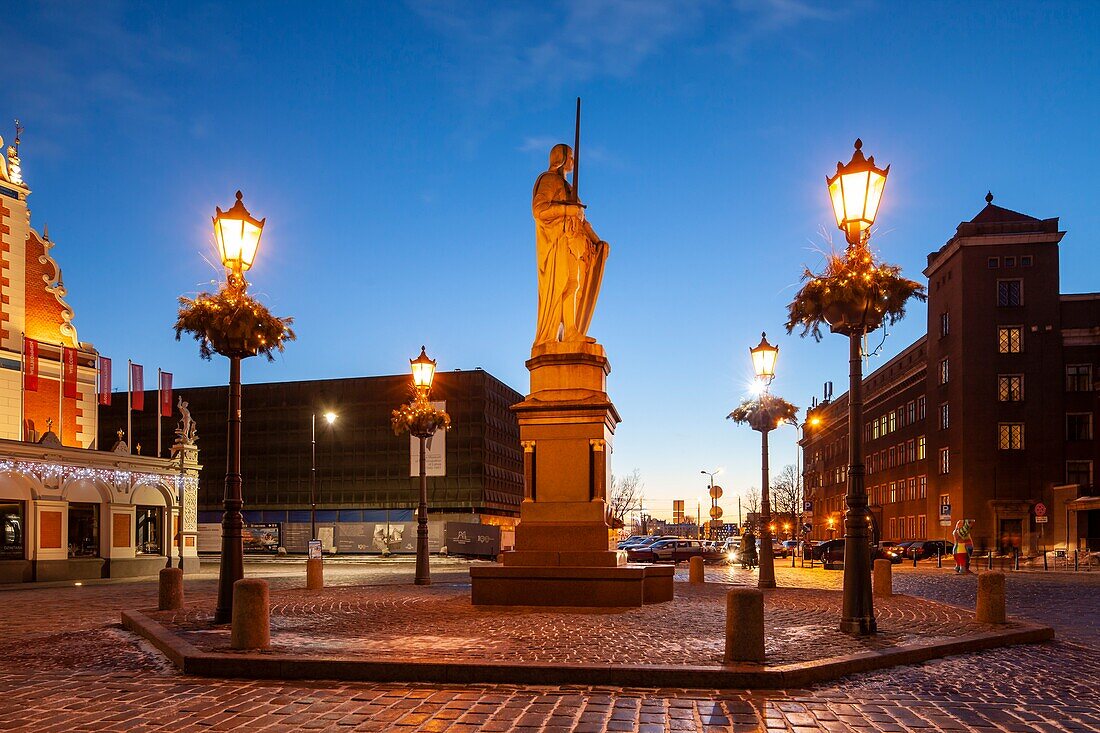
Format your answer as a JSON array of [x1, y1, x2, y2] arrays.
[[532, 142, 609, 348], [174, 396, 197, 446]]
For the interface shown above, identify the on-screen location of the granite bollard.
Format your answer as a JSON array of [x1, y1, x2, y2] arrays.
[[231, 579, 270, 649], [873, 558, 892, 597], [976, 571, 1006, 624], [158, 567, 183, 610], [689, 556, 705, 584], [306, 558, 324, 590], [724, 588, 765, 663]]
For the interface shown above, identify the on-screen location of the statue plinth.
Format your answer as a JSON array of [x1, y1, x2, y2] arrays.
[[470, 341, 674, 607]]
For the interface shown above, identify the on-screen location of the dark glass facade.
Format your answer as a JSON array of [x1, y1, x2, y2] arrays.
[[99, 369, 524, 518]]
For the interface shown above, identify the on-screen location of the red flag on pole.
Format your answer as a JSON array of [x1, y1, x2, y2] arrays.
[[98, 357, 112, 406], [23, 337, 39, 391], [62, 346, 79, 399], [159, 371, 173, 417], [131, 363, 144, 411]]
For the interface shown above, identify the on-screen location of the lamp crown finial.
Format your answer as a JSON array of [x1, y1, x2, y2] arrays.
[[985, 191, 994, 204], [853, 138, 862, 150], [235, 190, 243, 201]]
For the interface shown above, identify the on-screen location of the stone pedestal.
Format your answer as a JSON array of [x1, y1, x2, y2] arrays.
[[471, 342, 673, 607]]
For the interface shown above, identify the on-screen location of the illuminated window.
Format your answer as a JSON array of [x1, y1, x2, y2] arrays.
[[997, 375, 1023, 402], [889, 482, 897, 503], [998, 326, 1022, 353], [1066, 364, 1092, 392], [917, 436, 926, 460], [997, 279, 1022, 306], [1067, 413, 1093, 441], [998, 423, 1024, 450], [939, 448, 950, 474], [889, 411, 897, 433]]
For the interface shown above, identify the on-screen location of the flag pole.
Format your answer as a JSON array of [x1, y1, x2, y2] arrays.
[[127, 359, 132, 454], [157, 368, 162, 458], [572, 97, 581, 203]]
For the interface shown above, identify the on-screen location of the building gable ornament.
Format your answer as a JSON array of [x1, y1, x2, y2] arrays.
[[36, 232, 80, 346]]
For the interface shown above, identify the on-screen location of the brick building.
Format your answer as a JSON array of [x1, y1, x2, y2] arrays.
[[801, 196, 1099, 553], [0, 129, 200, 583]]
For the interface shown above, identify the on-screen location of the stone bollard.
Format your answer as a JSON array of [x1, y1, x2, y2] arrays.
[[872, 558, 893, 598], [306, 557, 324, 590], [976, 571, 1006, 624], [231, 579, 270, 650], [158, 567, 184, 610], [689, 556, 705, 584], [724, 588, 765, 663]]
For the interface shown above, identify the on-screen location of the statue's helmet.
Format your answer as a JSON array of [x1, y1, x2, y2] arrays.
[[549, 143, 572, 173]]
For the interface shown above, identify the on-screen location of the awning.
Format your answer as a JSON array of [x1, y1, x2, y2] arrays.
[[1066, 496, 1100, 512]]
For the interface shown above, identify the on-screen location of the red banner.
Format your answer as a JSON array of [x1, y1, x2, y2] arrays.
[[98, 357, 112, 406], [62, 346, 79, 399], [159, 371, 173, 417], [131, 363, 144, 411], [23, 337, 38, 392]]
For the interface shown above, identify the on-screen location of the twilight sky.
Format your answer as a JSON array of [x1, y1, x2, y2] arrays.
[[4, 1, 1099, 517]]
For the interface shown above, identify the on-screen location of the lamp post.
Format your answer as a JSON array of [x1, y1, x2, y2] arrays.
[[826, 140, 890, 636], [410, 346, 438, 586], [750, 332, 780, 589], [311, 411, 338, 546], [701, 469, 720, 540], [212, 191, 266, 625]]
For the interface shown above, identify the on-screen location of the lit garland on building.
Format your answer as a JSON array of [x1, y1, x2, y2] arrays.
[[0, 457, 198, 492]]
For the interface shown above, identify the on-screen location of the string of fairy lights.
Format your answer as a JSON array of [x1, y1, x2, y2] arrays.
[[0, 457, 198, 493]]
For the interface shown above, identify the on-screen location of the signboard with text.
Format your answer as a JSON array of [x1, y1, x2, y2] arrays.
[[410, 401, 447, 477]]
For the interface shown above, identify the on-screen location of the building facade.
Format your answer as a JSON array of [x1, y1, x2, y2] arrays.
[[0, 129, 200, 583], [801, 197, 1099, 553], [99, 369, 524, 553]]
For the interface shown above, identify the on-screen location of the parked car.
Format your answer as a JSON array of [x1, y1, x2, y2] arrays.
[[813, 539, 902, 565], [626, 537, 679, 562], [905, 540, 948, 560], [765, 538, 788, 558], [782, 540, 799, 556], [617, 535, 645, 549], [652, 539, 709, 563], [620, 535, 676, 554]]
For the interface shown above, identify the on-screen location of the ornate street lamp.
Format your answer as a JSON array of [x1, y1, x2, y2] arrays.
[[749, 332, 779, 386], [175, 191, 294, 624], [826, 139, 889, 247], [311, 411, 338, 546], [391, 347, 450, 586]]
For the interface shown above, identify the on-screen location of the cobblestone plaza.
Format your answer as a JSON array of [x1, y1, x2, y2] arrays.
[[2, 561, 1098, 732]]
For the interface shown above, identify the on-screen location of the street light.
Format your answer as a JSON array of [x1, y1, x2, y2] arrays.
[[749, 332, 779, 385], [751, 333, 780, 589], [311, 411, 338, 546], [826, 141, 890, 636], [701, 469, 721, 541], [212, 191, 265, 625], [410, 347, 437, 586]]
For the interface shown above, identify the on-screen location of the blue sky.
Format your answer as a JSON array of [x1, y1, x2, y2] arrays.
[[5, 1, 1099, 517]]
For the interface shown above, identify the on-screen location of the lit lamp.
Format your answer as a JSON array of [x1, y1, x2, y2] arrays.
[[311, 411, 339, 549], [409, 346, 441, 586], [213, 191, 265, 275], [827, 139, 889, 246], [750, 332, 779, 389], [410, 347, 437, 396]]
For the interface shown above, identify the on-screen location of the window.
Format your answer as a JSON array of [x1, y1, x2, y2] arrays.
[[919, 476, 928, 498], [68, 503, 100, 558], [1021, 255, 1033, 267], [998, 326, 1022, 353], [872, 419, 880, 440], [1066, 364, 1093, 392], [1004, 256, 1016, 268], [997, 375, 1024, 402], [889, 482, 897, 503], [998, 423, 1025, 450], [939, 359, 950, 385], [940, 312, 950, 337], [939, 403, 950, 430], [908, 516, 916, 538], [908, 478, 917, 501], [889, 411, 897, 433], [918, 514, 927, 539], [135, 507, 163, 555], [889, 517, 896, 539], [939, 448, 950, 474], [0, 501, 24, 559], [888, 446, 896, 468], [917, 435, 926, 460], [907, 401, 916, 425], [997, 279, 1022, 306], [1066, 461, 1093, 486], [939, 493, 950, 511], [907, 440, 916, 464], [987, 257, 1000, 269], [917, 396, 927, 420], [1067, 413, 1093, 441]]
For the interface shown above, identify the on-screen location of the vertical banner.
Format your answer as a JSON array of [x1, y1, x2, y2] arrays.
[[62, 346, 79, 399], [130, 363, 145, 411], [159, 371, 173, 417], [23, 337, 39, 391], [98, 357, 112, 406]]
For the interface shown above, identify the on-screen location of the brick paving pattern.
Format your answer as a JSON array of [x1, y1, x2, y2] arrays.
[[1, 559, 1097, 731]]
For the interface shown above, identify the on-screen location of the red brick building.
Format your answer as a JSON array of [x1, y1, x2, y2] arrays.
[[801, 196, 1099, 553]]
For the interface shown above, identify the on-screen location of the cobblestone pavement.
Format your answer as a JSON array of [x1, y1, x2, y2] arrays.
[[153, 580, 1000, 667], [1, 559, 1098, 732]]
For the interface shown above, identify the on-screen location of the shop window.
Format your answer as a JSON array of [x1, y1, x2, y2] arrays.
[[998, 326, 1022, 353], [136, 507, 163, 555], [0, 501, 25, 559], [68, 503, 100, 558]]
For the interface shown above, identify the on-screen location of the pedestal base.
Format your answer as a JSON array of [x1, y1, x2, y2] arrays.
[[469, 564, 674, 607]]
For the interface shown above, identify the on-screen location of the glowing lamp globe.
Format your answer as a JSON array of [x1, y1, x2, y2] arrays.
[[410, 346, 437, 393], [213, 191, 265, 273], [324, 411, 338, 425], [826, 139, 890, 245], [749, 332, 779, 381]]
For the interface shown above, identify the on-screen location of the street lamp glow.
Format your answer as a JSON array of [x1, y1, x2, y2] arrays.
[[324, 411, 338, 425], [749, 332, 779, 383], [826, 139, 890, 246], [213, 191, 265, 273], [410, 346, 437, 393]]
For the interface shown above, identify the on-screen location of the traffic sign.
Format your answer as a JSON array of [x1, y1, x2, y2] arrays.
[[710, 505, 724, 520], [804, 500, 813, 513], [1034, 502, 1047, 517], [939, 502, 951, 521], [1036, 515, 1049, 524], [939, 519, 952, 527], [710, 485, 723, 499]]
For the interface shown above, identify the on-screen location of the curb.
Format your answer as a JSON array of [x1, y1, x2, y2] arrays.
[[121, 609, 1055, 689]]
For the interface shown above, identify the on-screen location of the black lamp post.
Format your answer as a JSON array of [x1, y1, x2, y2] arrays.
[[409, 347, 438, 586], [749, 332, 780, 589], [311, 411, 337, 545], [825, 140, 890, 636]]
